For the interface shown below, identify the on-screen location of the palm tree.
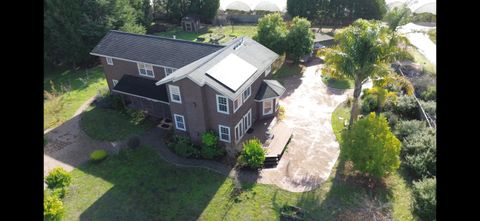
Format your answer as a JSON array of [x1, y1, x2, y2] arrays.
[[322, 19, 409, 127]]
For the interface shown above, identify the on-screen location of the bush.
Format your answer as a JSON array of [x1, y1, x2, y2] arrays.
[[411, 12, 436, 23], [402, 128, 436, 178], [412, 177, 436, 221], [393, 95, 419, 120], [419, 100, 436, 120], [394, 120, 426, 140], [420, 86, 436, 101], [239, 138, 266, 169], [90, 149, 108, 162], [44, 193, 64, 221], [341, 113, 401, 179], [278, 106, 286, 120], [200, 132, 225, 159], [171, 135, 199, 158], [381, 111, 399, 128], [127, 136, 141, 149], [45, 167, 72, 190], [361, 94, 378, 114]]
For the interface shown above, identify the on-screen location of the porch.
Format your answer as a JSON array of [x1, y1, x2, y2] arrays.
[[240, 117, 294, 168]]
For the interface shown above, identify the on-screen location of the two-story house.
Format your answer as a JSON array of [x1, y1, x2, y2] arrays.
[[90, 30, 286, 152]]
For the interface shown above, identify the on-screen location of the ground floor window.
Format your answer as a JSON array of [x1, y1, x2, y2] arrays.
[[263, 99, 273, 115], [218, 125, 231, 142], [174, 114, 186, 131], [235, 109, 252, 142]]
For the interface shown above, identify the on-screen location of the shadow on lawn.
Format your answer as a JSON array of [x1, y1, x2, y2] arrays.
[[293, 159, 395, 220], [76, 146, 229, 221]]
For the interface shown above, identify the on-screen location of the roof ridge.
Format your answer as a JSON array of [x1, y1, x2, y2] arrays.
[[109, 30, 225, 48]]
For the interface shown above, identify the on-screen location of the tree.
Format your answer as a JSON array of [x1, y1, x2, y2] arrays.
[[287, 0, 318, 20], [341, 112, 401, 179], [164, 0, 219, 23], [120, 22, 147, 34], [285, 17, 314, 63], [351, 0, 387, 20], [383, 4, 411, 33], [254, 13, 287, 54], [322, 19, 407, 127]]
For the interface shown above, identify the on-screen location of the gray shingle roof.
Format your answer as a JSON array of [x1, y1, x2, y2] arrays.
[[156, 37, 279, 100], [113, 75, 169, 102], [90, 30, 224, 68], [255, 80, 286, 100]]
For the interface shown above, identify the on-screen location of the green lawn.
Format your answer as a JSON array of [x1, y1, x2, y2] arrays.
[[155, 24, 257, 44], [321, 75, 353, 89], [331, 102, 351, 140], [80, 106, 155, 141], [271, 62, 303, 80], [407, 46, 436, 75], [44, 67, 107, 130]]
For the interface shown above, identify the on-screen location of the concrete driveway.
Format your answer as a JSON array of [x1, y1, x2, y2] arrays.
[[255, 61, 352, 192]]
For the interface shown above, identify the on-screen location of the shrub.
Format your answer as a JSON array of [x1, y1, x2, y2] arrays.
[[172, 135, 199, 158], [341, 113, 401, 179], [420, 86, 436, 101], [394, 120, 426, 140], [90, 149, 108, 162], [127, 136, 141, 149], [412, 177, 436, 221], [394, 95, 419, 120], [402, 128, 436, 178], [44, 193, 64, 221], [419, 100, 436, 120], [361, 94, 378, 114], [381, 111, 399, 128], [200, 132, 225, 159], [239, 138, 266, 169], [45, 167, 72, 190]]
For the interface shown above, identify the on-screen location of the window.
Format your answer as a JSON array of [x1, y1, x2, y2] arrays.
[[106, 57, 113, 65], [242, 86, 251, 101], [235, 109, 252, 142], [174, 114, 186, 131], [265, 65, 271, 76], [233, 96, 242, 113], [218, 125, 231, 142], [138, 62, 154, 78], [263, 99, 273, 115], [216, 95, 229, 114], [112, 79, 118, 87], [164, 67, 176, 76], [275, 98, 280, 111], [168, 85, 182, 103]]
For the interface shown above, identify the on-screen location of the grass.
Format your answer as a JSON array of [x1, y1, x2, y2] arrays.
[[155, 24, 257, 44], [427, 29, 436, 44], [331, 102, 351, 140], [44, 67, 107, 130], [321, 75, 353, 89], [407, 46, 436, 75], [271, 62, 304, 80], [80, 106, 155, 141]]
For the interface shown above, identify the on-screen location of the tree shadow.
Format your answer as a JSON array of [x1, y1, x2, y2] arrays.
[[74, 146, 229, 221]]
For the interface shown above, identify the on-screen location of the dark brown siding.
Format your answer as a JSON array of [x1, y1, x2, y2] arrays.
[[100, 57, 169, 90]]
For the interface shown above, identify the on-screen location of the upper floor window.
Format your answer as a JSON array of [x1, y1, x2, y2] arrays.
[[265, 65, 271, 76], [233, 96, 242, 113], [106, 57, 113, 65], [216, 95, 229, 114], [138, 62, 154, 78], [164, 67, 176, 76], [242, 86, 251, 101], [168, 85, 182, 103]]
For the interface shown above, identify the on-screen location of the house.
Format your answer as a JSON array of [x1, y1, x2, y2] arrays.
[[181, 15, 200, 32], [90, 30, 286, 153]]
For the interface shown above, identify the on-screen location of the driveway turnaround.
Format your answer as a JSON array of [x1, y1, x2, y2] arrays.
[[254, 62, 351, 192]]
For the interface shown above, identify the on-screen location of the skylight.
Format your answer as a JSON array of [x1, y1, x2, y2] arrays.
[[206, 54, 257, 92]]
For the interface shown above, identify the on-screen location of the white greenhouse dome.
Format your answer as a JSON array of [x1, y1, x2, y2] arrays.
[[386, 0, 436, 15], [220, 0, 287, 12]]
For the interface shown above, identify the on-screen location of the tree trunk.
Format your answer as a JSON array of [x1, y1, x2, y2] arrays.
[[348, 78, 363, 128]]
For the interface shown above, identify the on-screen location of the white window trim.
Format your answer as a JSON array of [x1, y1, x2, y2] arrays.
[[233, 96, 242, 113], [137, 62, 155, 78], [263, 99, 274, 115], [164, 67, 177, 77], [112, 79, 118, 87], [234, 109, 252, 143], [106, 57, 113, 65], [242, 86, 251, 101], [174, 114, 186, 131], [168, 85, 182, 104], [218, 125, 231, 143], [216, 94, 229, 114]]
